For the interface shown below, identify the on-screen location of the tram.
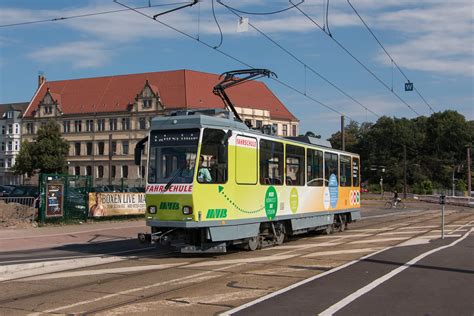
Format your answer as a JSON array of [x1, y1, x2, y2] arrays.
[[135, 69, 361, 253]]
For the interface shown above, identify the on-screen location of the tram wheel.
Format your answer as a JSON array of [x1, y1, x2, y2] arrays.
[[336, 215, 347, 232], [325, 225, 333, 235], [246, 236, 260, 251]]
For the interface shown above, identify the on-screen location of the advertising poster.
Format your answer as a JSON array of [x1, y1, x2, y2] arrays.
[[88, 192, 145, 217], [46, 183, 64, 218]]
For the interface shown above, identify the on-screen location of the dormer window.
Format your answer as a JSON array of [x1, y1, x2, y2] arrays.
[[143, 99, 152, 109], [44, 106, 52, 115]]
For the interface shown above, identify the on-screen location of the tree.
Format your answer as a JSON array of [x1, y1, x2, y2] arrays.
[[12, 121, 69, 176]]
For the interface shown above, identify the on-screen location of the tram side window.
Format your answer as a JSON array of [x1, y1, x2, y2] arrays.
[[198, 128, 227, 184], [352, 157, 360, 187], [260, 139, 284, 185], [340, 155, 352, 187], [307, 148, 323, 186], [285, 144, 305, 186], [324, 152, 338, 184]]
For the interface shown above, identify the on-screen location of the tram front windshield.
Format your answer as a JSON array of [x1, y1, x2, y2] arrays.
[[148, 129, 200, 184]]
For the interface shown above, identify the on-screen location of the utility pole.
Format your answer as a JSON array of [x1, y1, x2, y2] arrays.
[[467, 144, 472, 198], [403, 144, 407, 199], [341, 115, 345, 151]]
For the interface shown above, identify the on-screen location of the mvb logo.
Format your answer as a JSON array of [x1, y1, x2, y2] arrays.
[[159, 202, 180, 210], [206, 208, 227, 219]]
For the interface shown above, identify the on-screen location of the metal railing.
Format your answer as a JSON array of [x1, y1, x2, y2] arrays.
[[0, 197, 37, 208]]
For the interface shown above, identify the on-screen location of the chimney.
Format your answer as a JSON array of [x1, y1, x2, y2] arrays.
[[38, 73, 46, 88]]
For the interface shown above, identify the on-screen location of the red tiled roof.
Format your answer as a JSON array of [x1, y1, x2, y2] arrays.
[[24, 70, 298, 121]]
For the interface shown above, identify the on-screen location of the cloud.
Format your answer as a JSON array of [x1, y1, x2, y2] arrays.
[[27, 41, 112, 69]]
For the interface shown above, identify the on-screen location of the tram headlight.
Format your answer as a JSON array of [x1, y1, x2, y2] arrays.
[[148, 205, 157, 214], [182, 206, 193, 215]]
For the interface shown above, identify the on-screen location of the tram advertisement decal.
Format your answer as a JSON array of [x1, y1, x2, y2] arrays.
[[46, 183, 64, 218], [265, 186, 278, 220], [88, 192, 145, 217], [146, 184, 193, 194]]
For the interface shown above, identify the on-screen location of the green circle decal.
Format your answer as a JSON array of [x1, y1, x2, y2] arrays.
[[290, 188, 298, 214], [265, 186, 278, 220]]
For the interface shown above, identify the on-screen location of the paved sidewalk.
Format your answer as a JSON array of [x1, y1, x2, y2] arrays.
[[0, 220, 147, 252]]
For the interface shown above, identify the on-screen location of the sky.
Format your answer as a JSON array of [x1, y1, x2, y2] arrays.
[[0, 0, 472, 139]]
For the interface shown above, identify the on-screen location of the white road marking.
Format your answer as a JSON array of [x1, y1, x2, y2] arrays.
[[348, 237, 408, 244], [185, 255, 296, 268], [319, 228, 473, 316], [21, 263, 188, 281], [303, 248, 381, 258], [378, 231, 426, 236], [397, 225, 438, 230], [30, 263, 244, 315], [349, 228, 393, 232], [448, 220, 473, 234], [261, 242, 341, 251]]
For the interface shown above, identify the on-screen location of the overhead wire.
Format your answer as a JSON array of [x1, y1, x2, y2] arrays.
[[346, 0, 435, 113], [216, 0, 304, 16], [211, 0, 223, 48], [220, 3, 381, 118], [113, 0, 358, 123], [289, 0, 421, 116], [0, 1, 190, 28]]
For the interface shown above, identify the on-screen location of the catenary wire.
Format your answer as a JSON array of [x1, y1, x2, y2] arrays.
[[220, 3, 381, 118], [290, 1, 421, 116], [216, 0, 304, 16], [0, 1, 190, 28], [113, 0, 358, 123], [211, 0, 223, 48], [346, 0, 435, 113]]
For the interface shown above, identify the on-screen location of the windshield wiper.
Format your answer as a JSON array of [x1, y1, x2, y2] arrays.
[[163, 166, 186, 192]]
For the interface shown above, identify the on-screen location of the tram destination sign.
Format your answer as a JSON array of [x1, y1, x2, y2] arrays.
[[150, 129, 199, 147]]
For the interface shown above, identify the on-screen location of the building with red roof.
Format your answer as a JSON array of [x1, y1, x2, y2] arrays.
[[22, 69, 299, 185]]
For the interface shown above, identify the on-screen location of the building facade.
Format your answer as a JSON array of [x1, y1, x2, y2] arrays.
[[22, 70, 299, 187], [0, 103, 29, 185]]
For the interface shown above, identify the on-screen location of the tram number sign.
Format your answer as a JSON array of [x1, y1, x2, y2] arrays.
[[405, 82, 413, 91]]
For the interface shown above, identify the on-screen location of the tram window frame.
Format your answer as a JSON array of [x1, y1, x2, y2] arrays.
[[340, 155, 352, 187], [352, 157, 360, 187], [197, 128, 228, 184], [285, 144, 305, 186], [324, 152, 339, 184], [307, 148, 324, 186], [260, 139, 284, 185]]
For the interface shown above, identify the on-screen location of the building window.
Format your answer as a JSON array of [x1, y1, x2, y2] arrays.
[[143, 99, 152, 108], [63, 121, 71, 133], [282, 124, 288, 136], [122, 165, 128, 178], [7, 111, 13, 119], [86, 166, 92, 176], [139, 117, 146, 130], [8, 124, 12, 134], [86, 120, 94, 132], [122, 118, 130, 130], [74, 166, 80, 176], [1, 142, 4, 151], [1, 126, 4, 134], [256, 120, 263, 129], [27, 123, 34, 134], [44, 106, 52, 115], [86, 142, 93, 156], [111, 141, 117, 155], [97, 119, 105, 131], [98, 142, 105, 155], [74, 120, 82, 133], [244, 119, 252, 127], [14, 124, 19, 134], [122, 141, 129, 155], [7, 141, 12, 151], [75, 142, 81, 156], [98, 166, 104, 178], [111, 165, 116, 178], [14, 141, 18, 151], [6, 158, 12, 168], [109, 118, 117, 131], [0, 159, 4, 167], [292, 125, 297, 137]]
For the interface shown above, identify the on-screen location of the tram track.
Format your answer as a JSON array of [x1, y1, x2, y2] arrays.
[[1, 209, 472, 315]]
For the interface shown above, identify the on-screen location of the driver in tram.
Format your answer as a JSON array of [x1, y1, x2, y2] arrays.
[[197, 155, 212, 183]]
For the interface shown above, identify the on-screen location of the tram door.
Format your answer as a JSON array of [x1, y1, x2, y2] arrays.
[[235, 135, 258, 184]]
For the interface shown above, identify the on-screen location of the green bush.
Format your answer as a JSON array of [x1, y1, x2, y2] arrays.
[[413, 180, 433, 194]]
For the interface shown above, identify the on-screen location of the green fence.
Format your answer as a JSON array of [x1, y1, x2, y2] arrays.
[[39, 174, 92, 223]]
